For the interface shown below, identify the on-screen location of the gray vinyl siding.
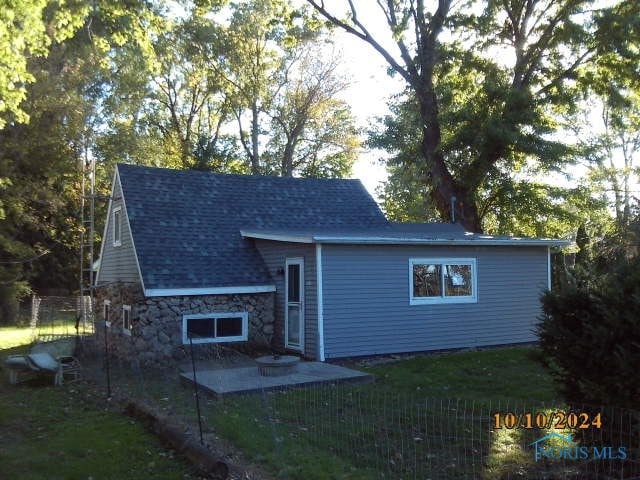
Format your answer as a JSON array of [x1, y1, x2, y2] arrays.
[[253, 240, 318, 359], [321, 244, 548, 359], [96, 175, 141, 286]]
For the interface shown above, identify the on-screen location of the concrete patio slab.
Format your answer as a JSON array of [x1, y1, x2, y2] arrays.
[[180, 362, 374, 397]]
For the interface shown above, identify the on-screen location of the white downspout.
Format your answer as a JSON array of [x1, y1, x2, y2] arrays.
[[315, 243, 325, 361], [547, 246, 552, 290]]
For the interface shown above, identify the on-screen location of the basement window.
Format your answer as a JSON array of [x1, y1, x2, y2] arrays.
[[113, 206, 122, 247], [410, 258, 477, 305], [182, 312, 248, 344]]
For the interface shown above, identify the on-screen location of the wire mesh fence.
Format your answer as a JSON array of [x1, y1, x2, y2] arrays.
[[9, 297, 638, 479], [76, 334, 640, 480], [21, 295, 94, 341]]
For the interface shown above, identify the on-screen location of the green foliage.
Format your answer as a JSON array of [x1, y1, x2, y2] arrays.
[[315, 0, 640, 231], [0, 46, 84, 313], [0, 0, 88, 127], [0, 0, 162, 315], [0, 0, 358, 312], [369, 94, 607, 236], [537, 255, 640, 409], [369, 94, 440, 222]]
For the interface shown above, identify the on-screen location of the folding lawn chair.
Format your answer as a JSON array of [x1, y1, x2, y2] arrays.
[[4, 339, 81, 386]]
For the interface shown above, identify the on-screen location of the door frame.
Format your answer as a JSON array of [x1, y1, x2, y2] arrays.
[[284, 257, 304, 352]]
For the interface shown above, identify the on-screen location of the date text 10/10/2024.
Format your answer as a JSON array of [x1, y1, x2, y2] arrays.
[[493, 411, 602, 430]]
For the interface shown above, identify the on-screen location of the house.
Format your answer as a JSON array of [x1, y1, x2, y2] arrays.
[[95, 164, 567, 367]]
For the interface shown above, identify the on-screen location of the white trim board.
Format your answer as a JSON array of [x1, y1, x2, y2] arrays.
[[240, 230, 569, 247], [314, 236, 569, 247], [145, 285, 276, 297], [240, 230, 313, 243], [112, 206, 122, 247], [315, 244, 325, 362], [547, 246, 552, 290]]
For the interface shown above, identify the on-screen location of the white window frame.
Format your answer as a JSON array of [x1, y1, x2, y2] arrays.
[[182, 312, 248, 344], [409, 258, 478, 305], [112, 206, 122, 247], [122, 305, 132, 336], [103, 300, 111, 327]]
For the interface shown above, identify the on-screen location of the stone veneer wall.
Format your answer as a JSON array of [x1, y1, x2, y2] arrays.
[[94, 282, 275, 368]]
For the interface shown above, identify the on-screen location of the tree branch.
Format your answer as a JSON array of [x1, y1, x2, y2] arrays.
[[306, 0, 413, 83]]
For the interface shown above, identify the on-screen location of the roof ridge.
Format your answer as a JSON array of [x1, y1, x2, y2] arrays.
[[117, 163, 365, 184]]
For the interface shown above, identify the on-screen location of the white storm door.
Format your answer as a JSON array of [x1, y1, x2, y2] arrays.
[[285, 258, 304, 351]]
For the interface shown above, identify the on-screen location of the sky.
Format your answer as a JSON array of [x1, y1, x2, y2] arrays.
[[336, 30, 403, 200], [319, 5, 406, 200]]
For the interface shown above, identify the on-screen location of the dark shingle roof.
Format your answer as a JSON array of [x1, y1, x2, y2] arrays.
[[118, 164, 388, 290]]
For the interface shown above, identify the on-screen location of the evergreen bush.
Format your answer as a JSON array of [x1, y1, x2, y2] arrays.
[[537, 256, 640, 409]]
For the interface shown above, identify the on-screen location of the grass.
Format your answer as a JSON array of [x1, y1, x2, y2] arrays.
[[0, 325, 37, 350], [204, 346, 563, 479], [0, 316, 92, 350], [0, 337, 194, 480], [0, 324, 580, 479], [363, 346, 557, 402]]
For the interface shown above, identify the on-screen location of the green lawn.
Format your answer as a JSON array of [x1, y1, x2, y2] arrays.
[[0, 326, 574, 480], [0, 320, 92, 350], [206, 346, 564, 480], [364, 346, 556, 401], [0, 339, 194, 480], [0, 325, 37, 350]]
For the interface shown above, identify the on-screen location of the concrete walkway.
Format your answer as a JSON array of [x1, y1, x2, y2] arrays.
[[180, 362, 373, 397]]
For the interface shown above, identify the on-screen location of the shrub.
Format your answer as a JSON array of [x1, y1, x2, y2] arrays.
[[537, 256, 640, 409]]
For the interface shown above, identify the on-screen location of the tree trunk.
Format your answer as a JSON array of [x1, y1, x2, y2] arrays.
[[250, 103, 260, 174], [281, 139, 295, 177], [416, 87, 483, 232]]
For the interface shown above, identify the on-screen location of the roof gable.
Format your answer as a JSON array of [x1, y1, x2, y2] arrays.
[[116, 164, 388, 291]]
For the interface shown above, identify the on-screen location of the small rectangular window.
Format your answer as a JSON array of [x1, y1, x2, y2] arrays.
[[410, 258, 477, 305], [103, 300, 111, 327], [122, 305, 131, 335], [113, 206, 122, 247], [182, 312, 248, 344]]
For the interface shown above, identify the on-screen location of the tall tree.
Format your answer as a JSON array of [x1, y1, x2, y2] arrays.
[[146, 12, 232, 169], [0, 0, 88, 128], [0, 0, 162, 320], [369, 94, 606, 237], [218, 0, 340, 174], [266, 47, 358, 177], [309, 0, 640, 232], [582, 95, 640, 228]]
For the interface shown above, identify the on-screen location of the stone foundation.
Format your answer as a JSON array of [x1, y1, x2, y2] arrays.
[[94, 283, 275, 368]]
